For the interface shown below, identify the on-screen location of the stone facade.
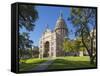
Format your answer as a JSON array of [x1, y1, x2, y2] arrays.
[[39, 12, 68, 58]]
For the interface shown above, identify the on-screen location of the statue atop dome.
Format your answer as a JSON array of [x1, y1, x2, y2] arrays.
[[59, 10, 63, 19]]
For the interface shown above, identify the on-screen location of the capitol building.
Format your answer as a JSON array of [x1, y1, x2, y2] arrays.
[[39, 12, 68, 58]]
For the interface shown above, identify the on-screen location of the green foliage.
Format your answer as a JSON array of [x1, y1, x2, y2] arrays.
[[62, 37, 85, 52], [73, 39, 81, 51], [19, 32, 33, 49], [19, 32, 33, 58], [69, 8, 96, 64], [19, 5, 38, 31], [18, 5, 38, 59], [32, 46, 39, 58], [62, 38, 73, 52], [69, 8, 96, 39]]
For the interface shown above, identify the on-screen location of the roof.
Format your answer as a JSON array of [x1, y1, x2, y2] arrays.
[[55, 11, 67, 30]]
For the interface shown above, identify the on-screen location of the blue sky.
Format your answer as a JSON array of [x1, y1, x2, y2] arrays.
[[20, 5, 76, 46]]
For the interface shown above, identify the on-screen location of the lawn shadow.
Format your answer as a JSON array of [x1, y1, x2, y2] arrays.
[[19, 59, 47, 71], [48, 58, 96, 70]]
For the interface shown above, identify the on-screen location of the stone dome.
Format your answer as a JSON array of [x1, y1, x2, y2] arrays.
[[55, 12, 67, 30]]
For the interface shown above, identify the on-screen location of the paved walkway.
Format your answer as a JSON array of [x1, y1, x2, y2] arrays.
[[30, 59, 54, 71]]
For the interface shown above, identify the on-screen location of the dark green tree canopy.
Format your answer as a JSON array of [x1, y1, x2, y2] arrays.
[[19, 32, 33, 50], [18, 5, 38, 59], [19, 4, 38, 31]]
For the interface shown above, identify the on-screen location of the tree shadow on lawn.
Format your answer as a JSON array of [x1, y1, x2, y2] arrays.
[[19, 59, 47, 71], [48, 59, 96, 70]]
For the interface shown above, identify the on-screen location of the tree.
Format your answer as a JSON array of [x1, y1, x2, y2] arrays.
[[62, 37, 84, 56], [69, 8, 96, 64], [19, 32, 33, 58], [62, 38, 73, 52], [73, 39, 81, 51], [19, 5, 38, 31], [32, 46, 39, 58], [18, 5, 38, 59]]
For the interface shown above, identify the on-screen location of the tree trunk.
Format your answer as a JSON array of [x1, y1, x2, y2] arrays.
[[81, 30, 89, 53], [81, 29, 94, 64]]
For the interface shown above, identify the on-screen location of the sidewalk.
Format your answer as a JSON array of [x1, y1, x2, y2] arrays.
[[30, 59, 54, 71]]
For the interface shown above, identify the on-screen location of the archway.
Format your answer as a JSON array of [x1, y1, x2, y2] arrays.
[[43, 41, 49, 57]]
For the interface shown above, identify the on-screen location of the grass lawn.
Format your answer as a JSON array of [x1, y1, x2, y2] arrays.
[[19, 56, 96, 71], [19, 58, 47, 71], [48, 56, 96, 70]]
